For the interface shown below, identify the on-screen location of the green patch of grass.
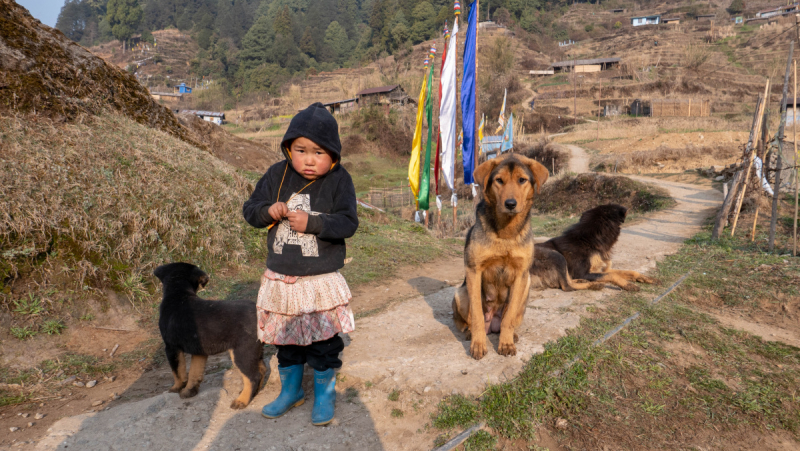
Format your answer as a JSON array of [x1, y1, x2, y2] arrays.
[[41, 319, 66, 335], [347, 154, 410, 197], [40, 354, 115, 377], [10, 326, 37, 340], [12, 294, 44, 316], [391, 408, 404, 418], [388, 389, 400, 401], [432, 394, 479, 430], [80, 313, 95, 321], [0, 391, 33, 407], [340, 206, 462, 287], [464, 430, 497, 450], [530, 214, 578, 237]]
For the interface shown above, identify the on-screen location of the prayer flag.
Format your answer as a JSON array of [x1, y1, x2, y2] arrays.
[[408, 63, 429, 208], [460, 1, 478, 185], [439, 16, 459, 205]]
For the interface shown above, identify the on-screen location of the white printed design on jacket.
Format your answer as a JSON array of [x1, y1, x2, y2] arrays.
[[273, 193, 320, 257]]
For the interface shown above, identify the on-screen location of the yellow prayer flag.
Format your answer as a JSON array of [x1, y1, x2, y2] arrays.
[[408, 71, 429, 208]]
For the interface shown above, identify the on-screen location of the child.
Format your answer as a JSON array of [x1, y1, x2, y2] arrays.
[[243, 102, 358, 426]]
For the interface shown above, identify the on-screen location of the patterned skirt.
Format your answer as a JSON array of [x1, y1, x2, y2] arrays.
[[256, 269, 355, 346]]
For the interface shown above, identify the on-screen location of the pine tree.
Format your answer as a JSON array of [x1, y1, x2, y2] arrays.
[[324, 21, 349, 63], [106, 0, 143, 51], [409, 1, 435, 44], [56, 0, 93, 42], [300, 26, 317, 57], [727, 0, 745, 14], [273, 5, 293, 37], [239, 14, 275, 71]]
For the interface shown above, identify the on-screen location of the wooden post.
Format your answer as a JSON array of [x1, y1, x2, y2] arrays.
[[453, 202, 457, 232], [688, 98, 692, 117], [596, 85, 601, 142], [795, 59, 799, 256], [749, 109, 771, 239], [769, 41, 794, 251], [731, 81, 771, 236], [712, 83, 768, 239]]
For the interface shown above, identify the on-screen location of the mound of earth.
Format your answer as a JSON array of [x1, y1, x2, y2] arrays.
[[176, 113, 280, 173], [0, 0, 194, 146], [535, 173, 675, 215]]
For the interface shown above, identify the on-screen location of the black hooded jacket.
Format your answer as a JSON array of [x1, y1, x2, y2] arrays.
[[242, 103, 358, 276]]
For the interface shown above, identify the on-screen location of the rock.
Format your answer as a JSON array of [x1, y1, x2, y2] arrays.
[[73, 381, 85, 387], [461, 369, 468, 375], [21, 413, 29, 418], [27, 422, 34, 427], [111, 394, 121, 401], [715, 175, 725, 181], [35, 413, 44, 420], [86, 380, 98, 388], [555, 418, 568, 430], [92, 401, 103, 407], [423, 386, 431, 393], [9, 427, 19, 432], [60, 376, 76, 386]]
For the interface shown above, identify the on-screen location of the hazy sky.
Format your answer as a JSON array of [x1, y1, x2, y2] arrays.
[[17, 0, 65, 27]]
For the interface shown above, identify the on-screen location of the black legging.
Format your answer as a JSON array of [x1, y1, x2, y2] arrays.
[[276, 334, 344, 371]]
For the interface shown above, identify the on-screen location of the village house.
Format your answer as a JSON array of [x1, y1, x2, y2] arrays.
[[173, 83, 192, 94], [356, 85, 414, 107], [550, 57, 621, 73], [180, 110, 225, 125], [756, 3, 799, 19], [322, 98, 358, 115], [662, 17, 681, 24], [631, 14, 661, 26]]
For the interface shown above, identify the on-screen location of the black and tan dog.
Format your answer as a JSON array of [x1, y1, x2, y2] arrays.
[[452, 154, 549, 360], [153, 262, 266, 409], [531, 204, 656, 292]]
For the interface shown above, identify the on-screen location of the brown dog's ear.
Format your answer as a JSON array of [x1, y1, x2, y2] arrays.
[[520, 156, 549, 194], [473, 158, 500, 191]]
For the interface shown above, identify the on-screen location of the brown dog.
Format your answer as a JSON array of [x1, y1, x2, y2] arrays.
[[533, 204, 656, 291], [452, 154, 549, 359]]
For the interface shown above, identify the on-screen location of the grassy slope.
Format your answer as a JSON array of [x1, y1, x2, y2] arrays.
[[433, 225, 800, 449]]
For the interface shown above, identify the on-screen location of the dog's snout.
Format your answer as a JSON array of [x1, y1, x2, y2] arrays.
[[504, 199, 517, 210]]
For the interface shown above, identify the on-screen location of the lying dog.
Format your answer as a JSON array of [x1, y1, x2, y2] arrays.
[[153, 262, 266, 409], [532, 204, 656, 291], [452, 154, 549, 359]]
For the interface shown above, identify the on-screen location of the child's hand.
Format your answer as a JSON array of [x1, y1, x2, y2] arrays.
[[268, 202, 289, 222], [287, 211, 309, 233]]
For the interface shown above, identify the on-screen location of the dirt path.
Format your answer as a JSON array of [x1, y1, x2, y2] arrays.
[[31, 147, 723, 451], [563, 143, 591, 173]]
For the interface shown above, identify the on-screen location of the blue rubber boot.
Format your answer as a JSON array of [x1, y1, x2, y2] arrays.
[[262, 364, 305, 419], [311, 368, 336, 426]]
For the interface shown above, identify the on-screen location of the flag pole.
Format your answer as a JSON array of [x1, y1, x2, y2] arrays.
[[474, 0, 480, 182]]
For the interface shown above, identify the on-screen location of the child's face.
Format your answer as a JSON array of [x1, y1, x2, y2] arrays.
[[290, 137, 334, 180]]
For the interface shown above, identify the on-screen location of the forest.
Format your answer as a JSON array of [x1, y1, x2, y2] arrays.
[[55, 0, 577, 95]]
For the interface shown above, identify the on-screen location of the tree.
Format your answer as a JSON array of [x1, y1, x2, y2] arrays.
[[727, 0, 745, 14], [273, 5, 293, 37], [409, 2, 435, 44], [56, 0, 93, 43], [239, 15, 275, 71], [324, 21, 349, 63], [300, 26, 317, 57], [106, 0, 142, 51]]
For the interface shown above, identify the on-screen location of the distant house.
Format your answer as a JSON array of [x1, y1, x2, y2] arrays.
[[756, 3, 799, 19], [529, 69, 555, 76], [322, 98, 358, 114], [355, 85, 413, 106], [609, 8, 626, 13], [631, 15, 661, 26], [550, 58, 621, 73], [180, 110, 225, 125], [695, 14, 716, 21], [174, 83, 192, 94], [662, 17, 681, 24]]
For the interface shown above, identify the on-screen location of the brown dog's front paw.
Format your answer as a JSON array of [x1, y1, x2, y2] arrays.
[[623, 283, 640, 292], [168, 383, 186, 393], [498, 341, 517, 356], [470, 339, 488, 360], [230, 399, 248, 409], [179, 386, 199, 398], [640, 276, 658, 285]]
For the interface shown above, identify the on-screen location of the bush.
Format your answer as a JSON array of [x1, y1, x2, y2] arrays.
[[585, 23, 594, 32], [534, 173, 674, 215], [348, 105, 412, 156], [518, 139, 570, 174], [614, 21, 622, 29]]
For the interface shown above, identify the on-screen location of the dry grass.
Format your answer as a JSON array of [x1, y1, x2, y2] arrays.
[[534, 173, 675, 215], [0, 112, 260, 310], [592, 143, 741, 173], [518, 137, 571, 174]]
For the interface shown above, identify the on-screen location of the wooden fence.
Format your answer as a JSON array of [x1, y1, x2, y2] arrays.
[[367, 187, 415, 210], [650, 98, 711, 117]]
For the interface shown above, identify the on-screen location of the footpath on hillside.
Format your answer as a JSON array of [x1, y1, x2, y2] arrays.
[[33, 146, 722, 451]]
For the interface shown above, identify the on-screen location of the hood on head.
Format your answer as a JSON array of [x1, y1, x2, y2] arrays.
[[280, 102, 342, 165]]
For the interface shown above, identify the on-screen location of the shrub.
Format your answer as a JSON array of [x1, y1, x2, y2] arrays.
[[585, 23, 594, 32], [614, 21, 622, 29]]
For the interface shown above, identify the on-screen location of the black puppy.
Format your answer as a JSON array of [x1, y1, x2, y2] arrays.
[[153, 262, 266, 409]]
